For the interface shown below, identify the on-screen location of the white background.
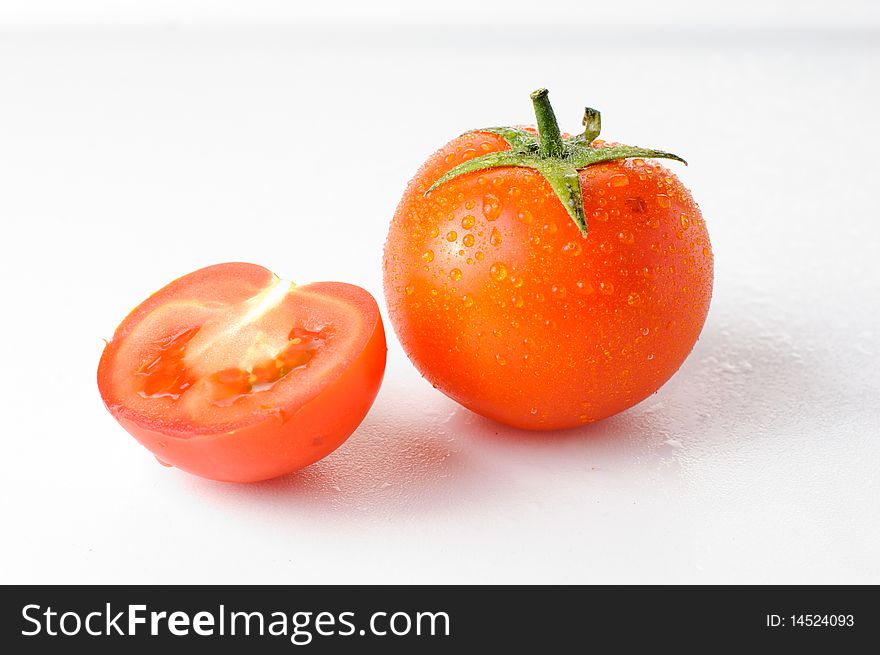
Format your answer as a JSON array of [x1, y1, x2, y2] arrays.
[[1, 1, 878, 583]]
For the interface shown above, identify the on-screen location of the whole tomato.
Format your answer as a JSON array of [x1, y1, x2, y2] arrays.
[[384, 89, 713, 430]]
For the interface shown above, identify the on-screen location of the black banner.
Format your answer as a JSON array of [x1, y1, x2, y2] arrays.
[[1, 585, 876, 652]]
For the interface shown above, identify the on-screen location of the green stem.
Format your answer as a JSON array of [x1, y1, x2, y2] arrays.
[[582, 107, 601, 144], [530, 88, 564, 158]]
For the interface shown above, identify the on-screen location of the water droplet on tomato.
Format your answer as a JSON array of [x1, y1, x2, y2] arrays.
[[461, 215, 476, 230], [490, 262, 508, 281], [609, 174, 629, 187], [446, 231, 457, 242], [626, 292, 641, 306], [422, 250, 434, 262], [599, 281, 615, 295], [490, 227, 503, 246], [656, 194, 670, 208], [562, 241, 582, 256], [475, 251, 485, 261], [462, 294, 474, 308], [495, 354, 507, 366], [618, 230, 634, 245], [482, 194, 502, 220], [543, 222, 558, 235], [517, 209, 534, 224], [462, 234, 475, 247], [680, 214, 690, 230], [405, 285, 415, 295], [449, 268, 462, 282]]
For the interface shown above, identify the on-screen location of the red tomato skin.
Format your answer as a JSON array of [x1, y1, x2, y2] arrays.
[[98, 267, 386, 483], [384, 132, 713, 430]]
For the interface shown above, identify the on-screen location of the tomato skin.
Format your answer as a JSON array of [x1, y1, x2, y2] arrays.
[[384, 131, 713, 430], [98, 266, 386, 482]]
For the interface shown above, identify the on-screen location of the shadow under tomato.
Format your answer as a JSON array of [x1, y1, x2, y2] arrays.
[[445, 298, 834, 469], [176, 379, 478, 519], [178, 294, 834, 517]]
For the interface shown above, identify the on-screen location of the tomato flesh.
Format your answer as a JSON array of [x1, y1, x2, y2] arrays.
[[98, 263, 386, 482]]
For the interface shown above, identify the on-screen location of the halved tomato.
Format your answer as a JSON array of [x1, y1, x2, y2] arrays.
[[97, 263, 386, 482]]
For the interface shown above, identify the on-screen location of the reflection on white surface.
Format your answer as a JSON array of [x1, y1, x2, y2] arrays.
[[0, 12, 877, 583]]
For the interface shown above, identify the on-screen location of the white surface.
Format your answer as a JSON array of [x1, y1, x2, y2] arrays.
[[1, 3, 879, 584]]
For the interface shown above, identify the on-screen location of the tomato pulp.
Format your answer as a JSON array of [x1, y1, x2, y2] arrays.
[[98, 263, 386, 482]]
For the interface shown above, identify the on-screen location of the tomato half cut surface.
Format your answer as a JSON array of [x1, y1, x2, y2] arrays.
[[97, 263, 387, 482]]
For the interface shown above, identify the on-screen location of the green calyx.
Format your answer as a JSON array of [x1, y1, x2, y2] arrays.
[[425, 88, 686, 237]]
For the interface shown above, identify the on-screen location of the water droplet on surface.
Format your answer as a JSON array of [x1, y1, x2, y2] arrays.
[[543, 222, 558, 235], [562, 241, 582, 256], [702, 246, 710, 257], [475, 251, 485, 261], [647, 353, 655, 360], [490, 262, 508, 281], [449, 268, 462, 282], [482, 194, 502, 220], [446, 231, 458, 242], [430, 226, 439, 238], [422, 250, 434, 262], [680, 214, 690, 230], [490, 227, 503, 246], [609, 174, 629, 187], [512, 295, 524, 308], [465, 199, 475, 210], [461, 215, 476, 230], [530, 407, 538, 415], [626, 292, 641, 306], [495, 354, 507, 366], [405, 285, 415, 295], [511, 276, 524, 288], [618, 230, 634, 245], [461, 148, 477, 161], [656, 194, 670, 208], [462, 234, 475, 247], [647, 218, 660, 229], [462, 294, 474, 307], [508, 186, 521, 197], [517, 209, 534, 224], [640, 327, 650, 336], [599, 281, 615, 295]]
